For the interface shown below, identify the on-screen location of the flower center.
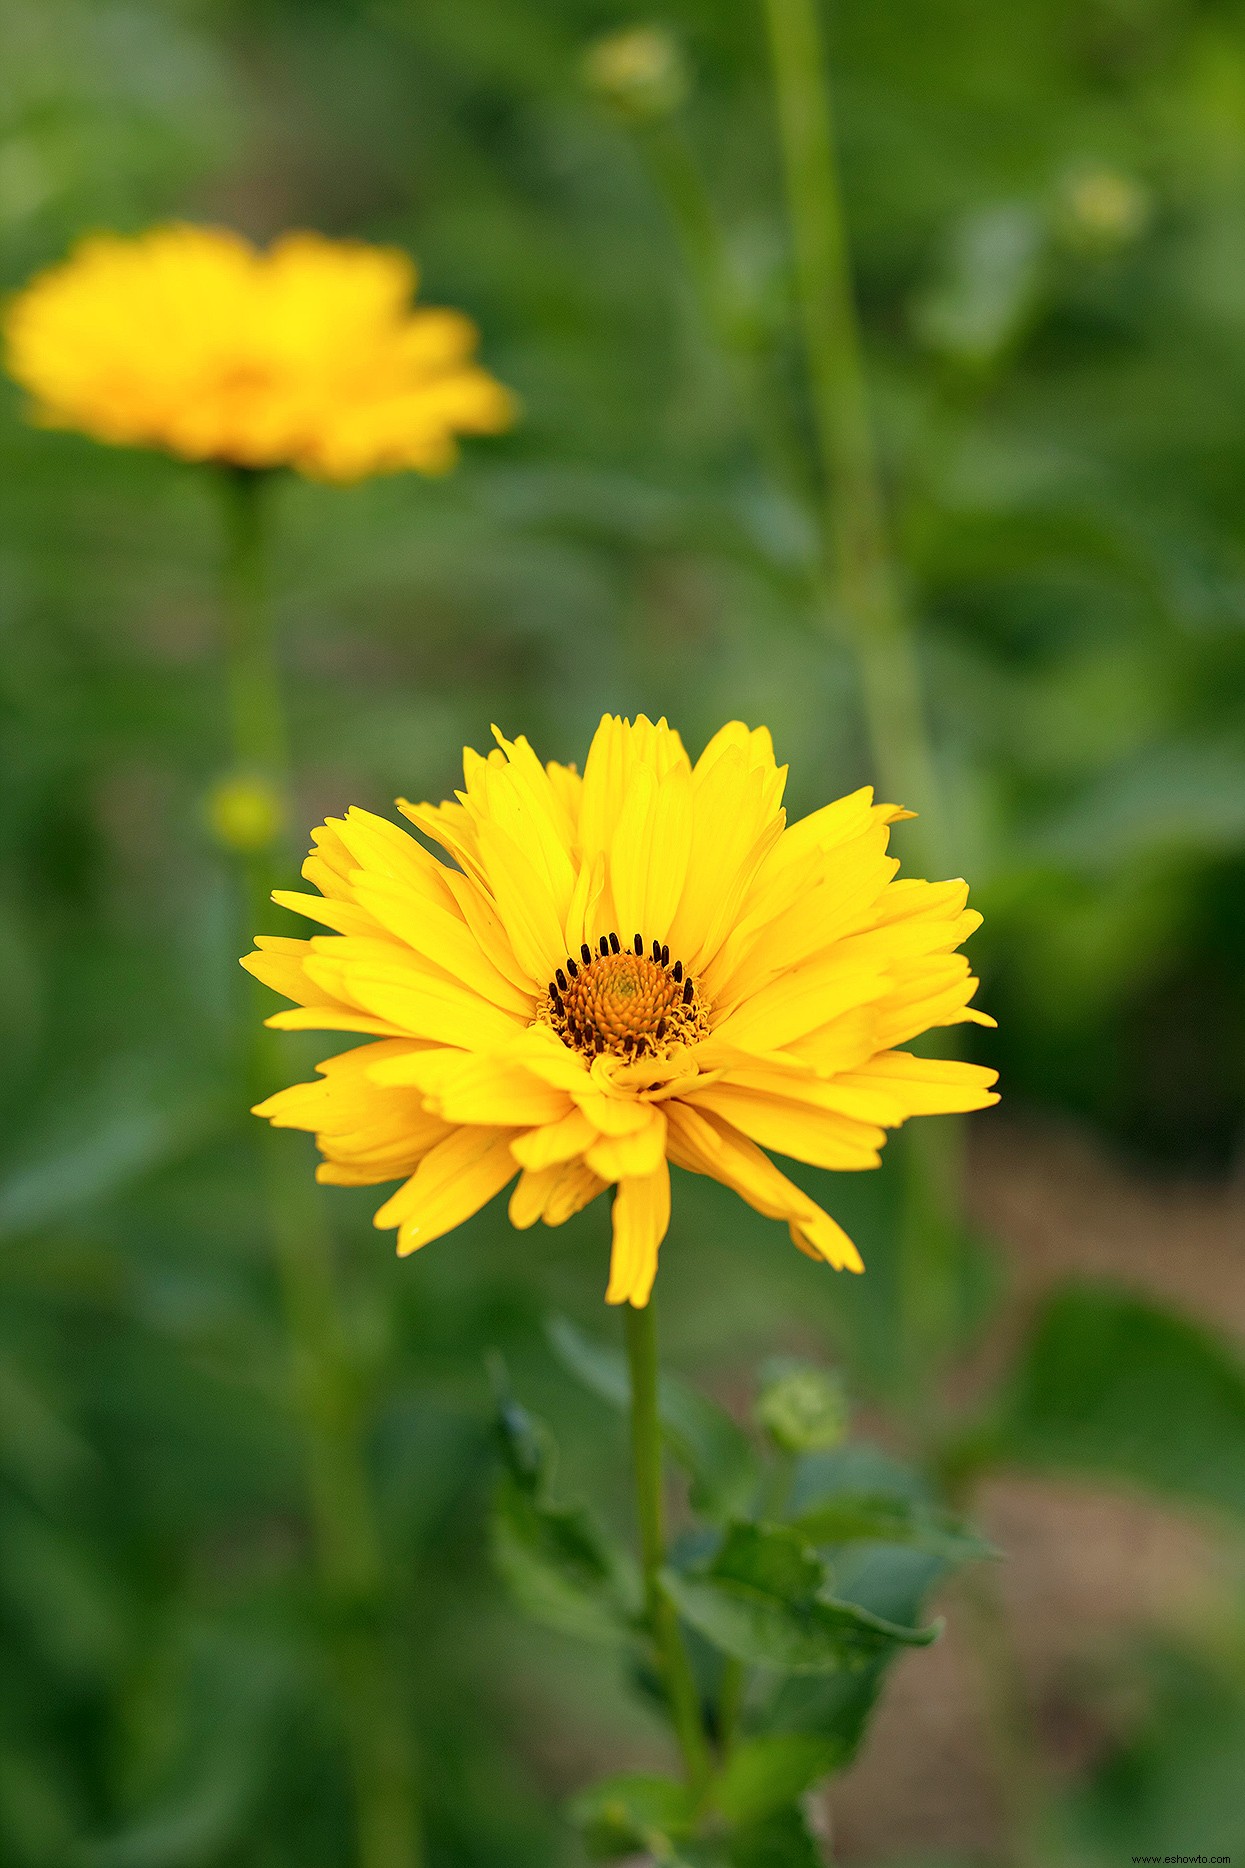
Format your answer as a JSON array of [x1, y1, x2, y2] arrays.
[[543, 932, 708, 1060]]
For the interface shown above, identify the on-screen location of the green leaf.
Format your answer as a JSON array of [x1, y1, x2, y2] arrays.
[[979, 1282, 1245, 1518], [790, 1493, 995, 1563], [490, 1375, 639, 1644], [547, 1315, 759, 1520], [713, 1735, 838, 1827], [663, 1522, 938, 1673], [568, 1772, 696, 1861], [755, 1361, 848, 1454], [728, 1803, 824, 1867], [491, 1478, 638, 1644]]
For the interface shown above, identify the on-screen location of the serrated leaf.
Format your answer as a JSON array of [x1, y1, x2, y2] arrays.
[[663, 1522, 938, 1673], [979, 1282, 1245, 1518], [547, 1315, 759, 1520]]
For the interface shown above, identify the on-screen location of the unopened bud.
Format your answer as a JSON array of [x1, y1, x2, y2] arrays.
[[207, 772, 285, 853], [583, 26, 688, 121], [1059, 167, 1150, 252]]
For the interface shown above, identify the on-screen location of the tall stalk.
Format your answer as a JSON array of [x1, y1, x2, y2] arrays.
[[761, 0, 962, 1406], [758, 17, 1041, 1853], [219, 469, 424, 1868], [623, 1299, 712, 1791]]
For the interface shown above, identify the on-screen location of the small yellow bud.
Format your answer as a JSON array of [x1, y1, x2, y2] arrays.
[[583, 25, 688, 121], [1059, 167, 1150, 252], [207, 772, 285, 854]]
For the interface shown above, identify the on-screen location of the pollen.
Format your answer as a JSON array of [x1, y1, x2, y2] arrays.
[[543, 933, 709, 1060]]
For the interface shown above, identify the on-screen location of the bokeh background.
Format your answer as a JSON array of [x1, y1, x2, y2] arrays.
[[2, 1, 1243, 1864]]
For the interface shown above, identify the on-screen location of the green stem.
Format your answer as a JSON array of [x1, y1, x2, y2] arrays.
[[623, 1300, 712, 1791], [762, 0, 962, 1411], [220, 469, 424, 1868], [761, 0, 943, 865]]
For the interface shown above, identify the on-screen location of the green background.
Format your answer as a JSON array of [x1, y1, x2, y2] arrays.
[[1, 1, 1242, 1863]]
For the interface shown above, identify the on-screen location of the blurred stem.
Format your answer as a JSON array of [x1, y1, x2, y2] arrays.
[[716, 1656, 746, 1758], [623, 1299, 712, 1792], [220, 468, 424, 1868], [761, 0, 941, 856], [762, 0, 962, 1414]]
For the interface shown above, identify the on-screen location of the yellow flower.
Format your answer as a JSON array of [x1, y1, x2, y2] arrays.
[[3, 224, 515, 481], [246, 717, 998, 1306]]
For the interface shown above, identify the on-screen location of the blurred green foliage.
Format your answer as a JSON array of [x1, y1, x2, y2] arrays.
[[1, 0, 1244, 1863]]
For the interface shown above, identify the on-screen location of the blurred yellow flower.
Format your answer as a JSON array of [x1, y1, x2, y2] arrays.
[[3, 224, 515, 481], [246, 716, 997, 1307]]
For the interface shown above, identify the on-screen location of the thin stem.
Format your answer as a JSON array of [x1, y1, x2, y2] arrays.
[[762, 0, 963, 1416], [762, 0, 943, 868], [220, 469, 424, 1868], [623, 1300, 713, 1791]]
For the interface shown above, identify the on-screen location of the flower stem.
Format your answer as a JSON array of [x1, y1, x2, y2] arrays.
[[623, 1299, 712, 1791], [761, 0, 941, 857], [762, 0, 962, 1407], [219, 468, 424, 1868]]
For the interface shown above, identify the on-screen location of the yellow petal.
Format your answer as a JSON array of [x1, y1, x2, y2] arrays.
[[604, 1161, 671, 1306], [609, 757, 693, 947], [509, 1106, 597, 1170], [839, 1050, 999, 1115], [666, 1103, 862, 1272], [585, 1107, 668, 1181], [682, 1081, 884, 1169], [374, 1126, 516, 1250]]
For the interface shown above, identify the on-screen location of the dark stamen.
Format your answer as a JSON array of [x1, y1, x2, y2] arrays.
[[580, 943, 591, 965], [600, 934, 610, 956], [655, 1017, 666, 1040], [555, 967, 568, 992], [567, 957, 578, 978], [683, 978, 694, 1004], [673, 959, 683, 982], [550, 987, 563, 1013], [609, 931, 620, 953], [652, 939, 661, 962], [634, 933, 643, 955], [661, 944, 670, 967]]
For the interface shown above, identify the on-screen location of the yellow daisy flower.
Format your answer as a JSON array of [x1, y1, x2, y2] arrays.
[[3, 224, 515, 481], [246, 716, 998, 1306]]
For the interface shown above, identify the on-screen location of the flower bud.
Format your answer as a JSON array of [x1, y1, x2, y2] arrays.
[[1059, 167, 1150, 252], [583, 26, 688, 122], [207, 772, 285, 854]]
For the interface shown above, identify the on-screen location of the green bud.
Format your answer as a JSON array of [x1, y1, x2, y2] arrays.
[[582, 26, 688, 122], [755, 1360, 849, 1454], [206, 771, 285, 854]]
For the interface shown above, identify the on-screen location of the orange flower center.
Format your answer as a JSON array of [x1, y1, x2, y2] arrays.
[[544, 933, 708, 1060]]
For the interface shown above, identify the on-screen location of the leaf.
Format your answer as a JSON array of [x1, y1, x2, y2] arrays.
[[713, 1735, 838, 1827], [547, 1315, 760, 1520], [978, 1282, 1245, 1519], [789, 1493, 995, 1563], [754, 1361, 848, 1455], [728, 1803, 824, 1868], [568, 1772, 696, 1862], [663, 1523, 939, 1674], [490, 1375, 639, 1644]]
